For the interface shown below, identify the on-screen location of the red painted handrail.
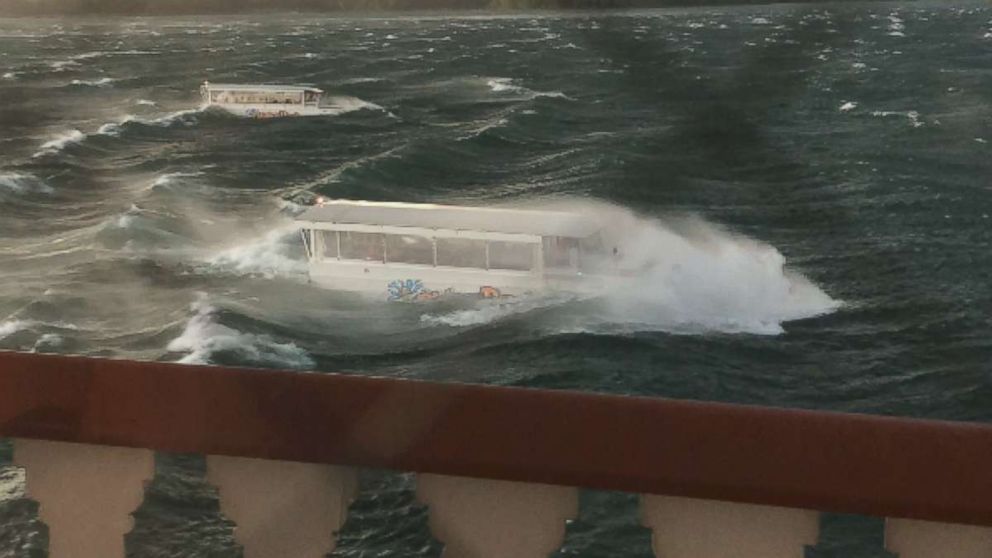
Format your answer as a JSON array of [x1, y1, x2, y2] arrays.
[[0, 350, 990, 525]]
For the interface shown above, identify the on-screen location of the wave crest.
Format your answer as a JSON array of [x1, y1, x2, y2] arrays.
[[167, 295, 314, 368]]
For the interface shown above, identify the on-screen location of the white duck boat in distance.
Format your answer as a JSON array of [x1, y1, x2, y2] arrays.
[[296, 199, 630, 301], [200, 81, 341, 118]]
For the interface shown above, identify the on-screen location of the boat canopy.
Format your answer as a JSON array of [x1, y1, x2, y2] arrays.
[[297, 200, 600, 239], [203, 82, 324, 94]]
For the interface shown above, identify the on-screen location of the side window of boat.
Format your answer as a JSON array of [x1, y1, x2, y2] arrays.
[[543, 236, 579, 269], [436, 238, 486, 269], [488, 241, 534, 271], [340, 231, 385, 262], [321, 231, 338, 259], [385, 234, 433, 266]]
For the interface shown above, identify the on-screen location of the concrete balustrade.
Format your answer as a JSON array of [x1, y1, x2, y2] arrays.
[[3, 352, 992, 557]]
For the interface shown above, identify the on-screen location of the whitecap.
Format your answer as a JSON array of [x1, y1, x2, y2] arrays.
[[69, 77, 116, 87], [839, 101, 857, 112], [49, 59, 80, 72], [33, 129, 85, 158], [0, 172, 54, 196], [136, 99, 157, 106], [2, 72, 15, 80], [486, 77, 569, 100], [148, 106, 208, 126], [167, 295, 314, 368], [96, 115, 136, 136], [147, 171, 204, 191], [0, 320, 36, 340], [32, 333, 63, 352], [872, 109, 924, 127], [750, 17, 772, 25]]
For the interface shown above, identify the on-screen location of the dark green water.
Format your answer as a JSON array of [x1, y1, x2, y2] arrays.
[[0, 3, 990, 555]]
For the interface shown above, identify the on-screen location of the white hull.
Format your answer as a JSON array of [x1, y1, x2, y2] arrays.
[[307, 260, 613, 301], [208, 102, 339, 118]]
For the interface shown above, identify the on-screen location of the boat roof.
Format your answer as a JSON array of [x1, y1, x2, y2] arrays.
[[297, 199, 600, 238], [203, 82, 323, 93]]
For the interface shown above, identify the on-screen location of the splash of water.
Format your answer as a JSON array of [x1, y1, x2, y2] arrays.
[[424, 201, 838, 335], [204, 223, 307, 278]]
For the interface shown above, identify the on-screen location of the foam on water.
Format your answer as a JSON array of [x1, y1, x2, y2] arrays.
[[69, 77, 116, 87], [0, 172, 54, 195], [2, 72, 15, 80], [321, 96, 390, 116], [486, 77, 569, 100], [872, 109, 924, 127], [147, 171, 204, 191], [167, 294, 314, 368], [421, 293, 578, 328]]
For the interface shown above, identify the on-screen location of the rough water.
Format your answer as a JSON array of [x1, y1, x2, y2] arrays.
[[1, 3, 991, 556]]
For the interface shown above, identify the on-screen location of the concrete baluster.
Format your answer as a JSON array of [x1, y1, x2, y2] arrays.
[[206, 455, 357, 558], [13, 439, 154, 558], [417, 473, 578, 558], [886, 518, 992, 558], [642, 495, 819, 558]]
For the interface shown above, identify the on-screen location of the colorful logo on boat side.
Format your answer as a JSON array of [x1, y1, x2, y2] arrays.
[[245, 108, 293, 119], [387, 279, 440, 302]]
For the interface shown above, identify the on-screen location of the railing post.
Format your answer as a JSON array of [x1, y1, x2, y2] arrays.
[[13, 439, 153, 558], [886, 518, 992, 558], [206, 455, 357, 558], [417, 473, 578, 558], [641, 495, 819, 558]]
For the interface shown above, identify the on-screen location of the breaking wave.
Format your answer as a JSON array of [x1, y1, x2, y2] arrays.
[[0, 172, 54, 195], [486, 77, 570, 100], [31, 107, 209, 156], [69, 77, 116, 87], [32, 129, 85, 158], [167, 294, 314, 368]]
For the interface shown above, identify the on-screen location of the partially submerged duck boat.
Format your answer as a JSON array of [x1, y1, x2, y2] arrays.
[[200, 81, 338, 118], [296, 199, 625, 301]]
